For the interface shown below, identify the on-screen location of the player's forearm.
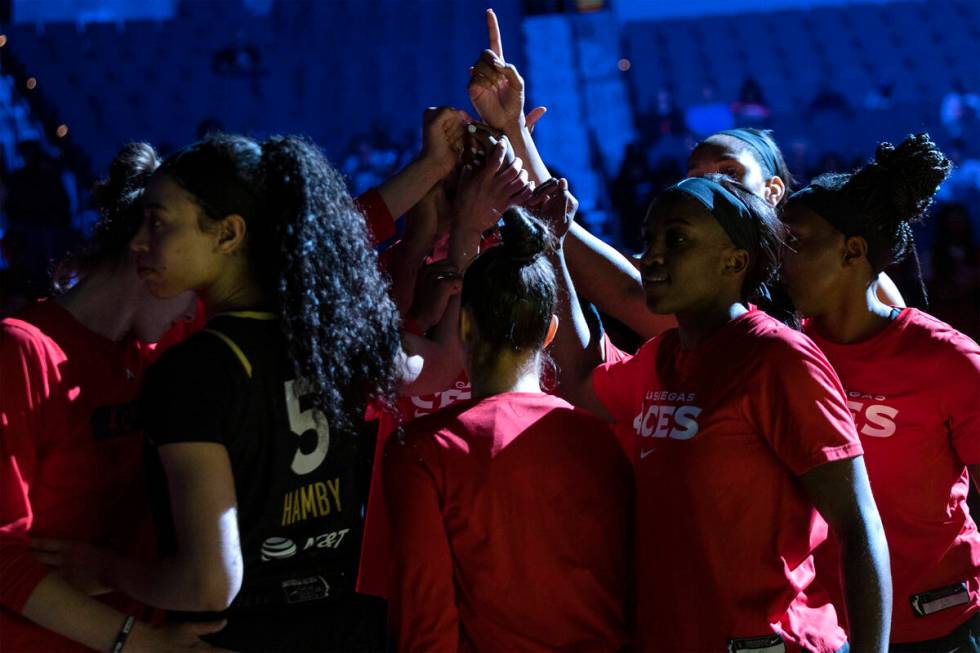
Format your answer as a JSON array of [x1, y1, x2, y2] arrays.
[[376, 156, 447, 220], [549, 243, 603, 407], [21, 574, 129, 653], [839, 509, 892, 652], [566, 223, 675, 339], [448, 226, 484, 273], [501, 123, 551, 186], [387, 215, 438, 316], [107, 553, 236, 613]]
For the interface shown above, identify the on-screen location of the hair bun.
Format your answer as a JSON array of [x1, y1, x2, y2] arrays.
[[92, 142, 160, 216], [863, 133, 952, 224], [500, 207, 553, 264]]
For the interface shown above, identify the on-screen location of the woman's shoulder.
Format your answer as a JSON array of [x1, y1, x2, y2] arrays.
[[2, 315, 51, 342], [394, 399, 476, 445], [396, 392, 605, 441], [1, 316, 66, 362], [731, 309, 804, 344], [897, 308, 979, 358], [146, 325, 253, 389], [737, 311, 831, 369]]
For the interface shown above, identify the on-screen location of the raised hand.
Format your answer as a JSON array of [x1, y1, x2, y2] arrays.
[[462, 122, 513, 168], [454, 136, 533, 237], [373, 107, 471, 221], [421, 106, 470, 177], [525, 177, 578, 242], [467, 9, 546, 133]]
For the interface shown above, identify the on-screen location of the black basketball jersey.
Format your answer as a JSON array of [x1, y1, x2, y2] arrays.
[[141, 311, 374, 613]]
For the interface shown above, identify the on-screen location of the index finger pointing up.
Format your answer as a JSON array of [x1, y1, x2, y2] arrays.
[[487, 8, 504, 60]]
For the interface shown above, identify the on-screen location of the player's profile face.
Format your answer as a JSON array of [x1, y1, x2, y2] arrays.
[[639, 194, 740, 317], [131, 173, 223, 299], [780, 204, 848, 317]]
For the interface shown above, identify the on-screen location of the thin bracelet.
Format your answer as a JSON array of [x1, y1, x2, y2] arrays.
[[111, 615, 135, 653]]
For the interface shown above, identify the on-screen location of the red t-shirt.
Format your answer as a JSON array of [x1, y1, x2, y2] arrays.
[[384, 391, 632, 652], [592, 309, 862, 652], [354, 408, 397, 599], [356, 330, 621, 599], [806, 308, 980, 643], [0, 302, 157, 652], [602, 335, 636, 455]]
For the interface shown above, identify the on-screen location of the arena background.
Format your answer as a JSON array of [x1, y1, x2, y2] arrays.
[[0, 0, 977, 339]]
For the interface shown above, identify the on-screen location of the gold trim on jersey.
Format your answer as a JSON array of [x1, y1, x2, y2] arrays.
[[203, 328, 253, 378], [217, 310, 277, 320]]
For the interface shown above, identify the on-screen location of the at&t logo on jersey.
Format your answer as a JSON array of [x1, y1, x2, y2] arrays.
[[261, 537, 297, 561], [260, 528, 351, 563], [846, 390, 898, 438], [633, 391, 702, 442]]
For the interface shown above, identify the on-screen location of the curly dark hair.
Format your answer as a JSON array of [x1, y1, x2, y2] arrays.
[[157, 133, 400, 429], [789, 133, 952, 273], [461, 207, 557, 360], [52, 142, 160, 292]]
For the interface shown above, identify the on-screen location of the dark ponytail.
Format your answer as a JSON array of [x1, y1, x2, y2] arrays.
[[159, 133, 401, 429], [52, 142, 160, 292], [262, 136, 401, 428], [461, 207, 557, 354]]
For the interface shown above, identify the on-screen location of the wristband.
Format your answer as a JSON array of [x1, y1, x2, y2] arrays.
[[111, 615, 135, 653]]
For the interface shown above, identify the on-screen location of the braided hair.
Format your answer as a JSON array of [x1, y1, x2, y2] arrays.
[[799, 134, 951, 272]]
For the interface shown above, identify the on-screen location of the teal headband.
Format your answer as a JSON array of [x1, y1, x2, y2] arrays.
[[716, 128, 780, 179], [664, 177, 771, 301], [667, 177, 758, 253]]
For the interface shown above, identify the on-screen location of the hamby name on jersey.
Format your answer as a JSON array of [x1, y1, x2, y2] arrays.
[[281, 477, 343, 526], [410, 380, 471, 418], [845, 390, 898, 438], [633, 391, 702, 441]]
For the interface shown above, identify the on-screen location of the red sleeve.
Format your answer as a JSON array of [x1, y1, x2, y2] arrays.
[[592, 338, 653, 424], [383, 431, 459, 652], [745, 333, 863, 475], [0, 323, 63, 612], [355, 188, 396, 247], [601, 332, 631, 365], [941, 334, 980, 465]]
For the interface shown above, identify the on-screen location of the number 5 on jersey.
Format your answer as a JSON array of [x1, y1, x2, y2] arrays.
[[285, 379, 330, 475]]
